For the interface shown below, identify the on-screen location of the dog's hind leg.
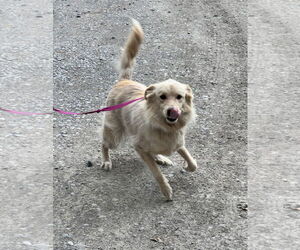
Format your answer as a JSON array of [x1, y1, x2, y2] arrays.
[[154, 155, 174, 166], [136, 148, 173, 200], [101, 123, 123, 171], [101, 144, 112, 171]]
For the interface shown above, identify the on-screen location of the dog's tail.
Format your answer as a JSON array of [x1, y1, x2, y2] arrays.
[[119, 19, 144, 80]]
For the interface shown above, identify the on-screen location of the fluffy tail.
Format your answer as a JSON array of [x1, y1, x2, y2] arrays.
[[119, 19, 144, 80]]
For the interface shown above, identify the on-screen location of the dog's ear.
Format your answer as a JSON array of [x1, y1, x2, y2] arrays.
[[185, 84, 193, 106], [144, 85, 156, 100]]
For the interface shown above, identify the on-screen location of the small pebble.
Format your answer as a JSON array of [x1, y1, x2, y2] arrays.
[[150, 237, 163, 243], [23, 241, 32, 246], [87, 161, 93, 167], [67, 241, 74, 246]]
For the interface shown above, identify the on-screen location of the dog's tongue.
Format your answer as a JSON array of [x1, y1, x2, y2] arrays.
[[169, 108, 181, 119]]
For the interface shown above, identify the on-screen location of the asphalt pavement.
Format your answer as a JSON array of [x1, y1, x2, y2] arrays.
[[3, 0, 299, 250]]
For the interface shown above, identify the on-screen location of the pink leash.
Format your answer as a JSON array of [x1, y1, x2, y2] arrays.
[[0, 97, 144, 116]]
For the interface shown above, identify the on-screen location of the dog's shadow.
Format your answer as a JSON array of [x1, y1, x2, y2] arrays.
[[84, 155, 177, 206]]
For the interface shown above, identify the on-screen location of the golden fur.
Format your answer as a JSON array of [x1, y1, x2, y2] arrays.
[[101, 19, 197, 200]]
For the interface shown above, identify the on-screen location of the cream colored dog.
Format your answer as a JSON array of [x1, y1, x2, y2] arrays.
[[101, 20, 197, 200]]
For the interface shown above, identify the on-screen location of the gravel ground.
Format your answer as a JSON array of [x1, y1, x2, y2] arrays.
[[53, 0, 247, 249]]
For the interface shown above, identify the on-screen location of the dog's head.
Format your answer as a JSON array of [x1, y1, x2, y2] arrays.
[[144, 79, 195, 130]]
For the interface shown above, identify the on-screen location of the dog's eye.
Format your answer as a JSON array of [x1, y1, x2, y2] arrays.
[[160, 94, 167, 100], [176, 95, 183, 100]]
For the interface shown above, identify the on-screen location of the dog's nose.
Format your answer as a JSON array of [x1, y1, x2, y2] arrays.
[[167, 107, 181, 119]]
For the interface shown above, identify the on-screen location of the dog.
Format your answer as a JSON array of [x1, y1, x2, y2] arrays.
[[101, 19, 197, 200]]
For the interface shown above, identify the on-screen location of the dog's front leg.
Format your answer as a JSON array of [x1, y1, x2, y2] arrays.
[[135, 148, 173, 200], [177, 146, 197, 172]]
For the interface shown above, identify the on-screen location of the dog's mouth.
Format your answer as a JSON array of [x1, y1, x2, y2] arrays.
[[166, 117, 178, 124], [165, 107, 181, 124]]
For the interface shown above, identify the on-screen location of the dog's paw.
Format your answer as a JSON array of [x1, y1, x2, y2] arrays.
[[155, 155, 174, 166], [184, 160, 197, 172], [161, 183, 173, 201], [101, 161, 112, 171], [159, 179, 173, 201]]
